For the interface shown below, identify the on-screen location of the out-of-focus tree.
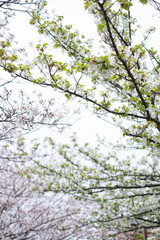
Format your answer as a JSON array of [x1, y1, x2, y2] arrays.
[[0, 83, 100, 239], [1, 142, 104, 240], [0, 158, 76, 239]]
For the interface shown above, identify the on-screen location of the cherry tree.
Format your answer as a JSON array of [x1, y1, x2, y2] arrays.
[[1, 0, 160, 239], [1, 139, 104, 240], [0, 1, 100, 239], [0, 159, 76, 239], [0, 84, 99, 239]]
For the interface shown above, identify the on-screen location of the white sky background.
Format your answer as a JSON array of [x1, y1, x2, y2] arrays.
[[6, 0, 160, 147]]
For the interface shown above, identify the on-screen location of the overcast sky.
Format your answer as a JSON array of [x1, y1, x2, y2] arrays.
[[47, 0, 160, 144], [8, 0, 160, 146]]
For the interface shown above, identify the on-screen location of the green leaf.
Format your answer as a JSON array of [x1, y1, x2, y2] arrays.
[[139, 0, 147, 4], [134, 233, 145, 240]]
